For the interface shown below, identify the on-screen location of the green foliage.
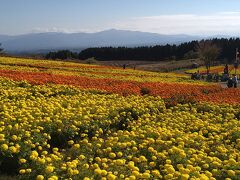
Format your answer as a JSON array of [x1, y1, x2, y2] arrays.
[[230, 131, 240, 142], [84, 57, 98, 64]]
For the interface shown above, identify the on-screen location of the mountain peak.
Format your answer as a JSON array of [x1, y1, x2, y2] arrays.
[[0, 29, 204, 53]]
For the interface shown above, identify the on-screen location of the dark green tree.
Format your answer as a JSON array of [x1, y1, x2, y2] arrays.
[[0, 43, 3, 54], [46, 50, 78, 60]]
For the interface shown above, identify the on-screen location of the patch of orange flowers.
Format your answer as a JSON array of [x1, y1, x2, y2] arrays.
[[0, 69, 239, 104]]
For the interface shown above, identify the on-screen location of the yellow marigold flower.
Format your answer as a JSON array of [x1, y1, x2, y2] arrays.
[[101, 158, 107, 163], [79, 154, 85, 160], [38, 158, 46, 164], [132, 170, 139, 177], [149, 161, 156, 167], [68, 140, 74, 145], [101, 170, 108, 176], [94, 168, 102, 175], [205, 171, 212, 177], [95, 156, 101, 162], [73, 143, 80, 148], [92, 163, 99, 169], [9, 146, 17, 153], [132, 147, 138, 152], [139, 156, 147, 162], [142, 172, 150, 179], [42, 151, 48, 155], [19, 158, 27, 164], [36, 175, 44, 180], [19, 169, 26, 174], [129, 175, 136, 180], [109, 152, 116, 159], [151, 155, 157, 161], [181, 174, 190, 180], [228, 158, 236, 165], [164, 174, 174, 179], [26, 168, 32, 173], [117, 151, 123, 157], [73, 169, 79, 175], [227, 170, 235, 177], [152, 169, 160, 177], [11, 135, 18, 141], [52, 147, 58, 152], [119, 174, 125, 178], [45, 165, 54, 173], [148, 147, 154, 152], [49, 176, 58, 180], [166, 159, 172, 164], [107, 173, 116, 180], [199, 174, 209, 180], [45, 157, 52, 163], [31, 150, 39, 157], [0, 134, 5, 141], [81, 163, 88, 169], [116, 159, 125, 166], [203, 164, 209, 169], [179, 152, 186, 158], [1, 144, 8, 151], [166, 166, 175, 174]]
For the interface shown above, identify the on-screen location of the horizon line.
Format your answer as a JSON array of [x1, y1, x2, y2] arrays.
[[0, 28, 239, 38]]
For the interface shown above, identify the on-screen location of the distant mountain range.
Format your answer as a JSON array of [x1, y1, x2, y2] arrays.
[[0, 29, 230, 54]]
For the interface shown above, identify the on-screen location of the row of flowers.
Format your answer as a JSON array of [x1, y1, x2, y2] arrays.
[[0, 57, 204, 83], [0, 69, 239, 104]]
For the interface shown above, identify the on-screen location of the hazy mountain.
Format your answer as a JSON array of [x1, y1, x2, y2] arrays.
[[0, 35, 15, 43], [0, 29, 204, 53]]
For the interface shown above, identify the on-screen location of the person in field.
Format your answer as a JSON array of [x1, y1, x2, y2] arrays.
[[232, 74, 238, 88], [224, 64, 229, 75], [227, 76, 233, 88]]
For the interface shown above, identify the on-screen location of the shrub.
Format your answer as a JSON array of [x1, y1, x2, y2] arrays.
[[164, 94, 196, 108], [140, 87, 151, 95], [84, 57, 98, 64]]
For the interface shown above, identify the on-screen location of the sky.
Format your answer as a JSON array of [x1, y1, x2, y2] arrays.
[[1, 0, 240, 36]]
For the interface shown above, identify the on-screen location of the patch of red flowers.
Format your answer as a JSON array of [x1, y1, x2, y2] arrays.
[[0, 69, 239, 104]]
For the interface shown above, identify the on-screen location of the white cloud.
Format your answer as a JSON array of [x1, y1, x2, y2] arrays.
[[31, 27, 107, 34], [31, 27, 75, 33], [113, 12, 240, 36], [31, 27, 97, 34]]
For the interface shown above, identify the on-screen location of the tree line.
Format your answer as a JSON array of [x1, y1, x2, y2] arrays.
[[0, 44, 3, 54], [45, 38, 240, 63], [45, 50, 78, 60]]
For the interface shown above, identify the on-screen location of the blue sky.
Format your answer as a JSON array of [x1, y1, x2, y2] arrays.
[[1, 0, 240, 35]]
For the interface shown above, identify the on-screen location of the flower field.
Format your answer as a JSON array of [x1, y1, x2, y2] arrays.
[[0, 57, 240, 179], [0, 57, 240, 105], [186, 65, 240, 75]]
